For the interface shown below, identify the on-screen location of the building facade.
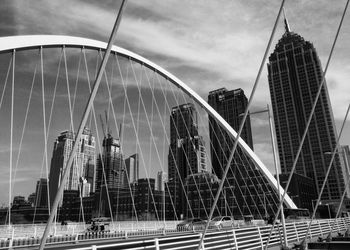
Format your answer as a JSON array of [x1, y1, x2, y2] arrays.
[[279, 172, 317, 212], [267, 19, 345, 200], [124, 153, 139, 186], [48, 127, 96, 207], [208, 88, 253, 179], [95, 133, 124, 191], [34, 178, 49, 208], [168, 103, 207, 219], [208, 88, 280, 218]]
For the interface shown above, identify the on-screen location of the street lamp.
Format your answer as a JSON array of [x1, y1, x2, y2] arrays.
[[325, 204, 331, 219], [241, 105, 288, 247], [263, 191, 272, 219]]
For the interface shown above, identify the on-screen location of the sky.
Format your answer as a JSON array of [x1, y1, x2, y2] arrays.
[[0, 0, 350, 205]]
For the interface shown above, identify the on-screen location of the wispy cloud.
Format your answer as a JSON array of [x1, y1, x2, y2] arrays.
[[0, 0, 350, 203]]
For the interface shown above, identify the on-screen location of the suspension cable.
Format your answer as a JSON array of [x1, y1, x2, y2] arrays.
[[40, 47, 51, 216], [0, 57, 12, 111], [9, 49, 15, 227]]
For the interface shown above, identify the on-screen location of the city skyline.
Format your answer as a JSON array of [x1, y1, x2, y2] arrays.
[[0, 1, 350, 205]]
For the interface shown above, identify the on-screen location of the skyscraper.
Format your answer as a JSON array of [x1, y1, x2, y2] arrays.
[[168, 103, 207, 182], [95, 133, 124, 191], [157, 171, 167, 191], [49, 127, 95, 207], [168, 103, 207, 218], [124, 153, 139, 186], [208, 88, 253, 179], [208, 88, 279, 218], [267, 18, 345, 200]]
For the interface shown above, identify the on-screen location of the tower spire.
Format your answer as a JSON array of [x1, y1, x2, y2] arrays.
[[283, 7, 291, 33]]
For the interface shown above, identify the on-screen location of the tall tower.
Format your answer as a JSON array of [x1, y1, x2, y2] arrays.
[[95, 133, 124, 191], [168, 103, 207, 218], [267, 17, 345, 200], [208, 88, 276, 218], [48, 128, 96, 207], [208, 88, 253, 179], [124, 153, 139, 186]]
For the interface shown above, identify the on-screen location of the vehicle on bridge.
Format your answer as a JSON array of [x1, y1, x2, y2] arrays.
[[176, 218, 207, 231], [86, 217, 111, 232], [208, 216, 235, 230], [284, 208, 310, 221]]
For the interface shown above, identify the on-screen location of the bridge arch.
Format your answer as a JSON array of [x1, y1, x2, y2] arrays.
[[0, 35, 297, 209]]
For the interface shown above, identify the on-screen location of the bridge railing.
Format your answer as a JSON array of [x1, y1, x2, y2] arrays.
[[0, 221, 179, 239], [0, 217, 349, 249]]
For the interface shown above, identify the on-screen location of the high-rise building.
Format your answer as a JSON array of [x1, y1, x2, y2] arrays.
[[124, 153, 139, 186], [95, 133, 124, 191], [168, 103, 207, 218], [208, 88, 253, 179], [208, 88, 280, 218], [49, 127, 96, 207], [34, 178, 49, 208], [168, 103, 207, 180], [267, 18, 345, 200], [157, 171, 167, 191]]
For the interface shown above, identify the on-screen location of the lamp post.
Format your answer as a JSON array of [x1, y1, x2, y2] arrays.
[[163, 182, 166, 231], [263, 191, 272, 219], [241, 104, 288, 247], [325, 204, 331, 219]]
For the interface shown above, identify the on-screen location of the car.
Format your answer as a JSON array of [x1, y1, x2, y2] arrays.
[[86, 217, 111, 232], [208, 216, 234, 230], [176, 218, 207, 231]]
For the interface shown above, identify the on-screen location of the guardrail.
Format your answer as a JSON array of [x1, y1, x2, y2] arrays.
[[0, 221, 179, 239], [0, 217, 349, 249]]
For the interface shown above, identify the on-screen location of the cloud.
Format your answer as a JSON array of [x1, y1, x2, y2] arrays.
[[1, 0, 350, 204]]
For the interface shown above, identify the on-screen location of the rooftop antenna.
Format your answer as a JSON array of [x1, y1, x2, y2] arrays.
[[105, 110, 111, 137], [99, 114, 106, 138], [283, 7, 291, 33]]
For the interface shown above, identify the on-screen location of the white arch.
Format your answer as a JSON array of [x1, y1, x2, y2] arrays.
[[0, 35, 297, 209]]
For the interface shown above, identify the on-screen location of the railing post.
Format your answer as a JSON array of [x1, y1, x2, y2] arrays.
[[294, 222, 299, 242], [318, 220, 323, 237], [154, 238, 160, 250], [199, 233, 205, 250], [91, 245, 97, 250], [9, 228, 14, 250], [257, 227, 264, 249], [232, 229, 238, 249], [336, 218, 340, 233]]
